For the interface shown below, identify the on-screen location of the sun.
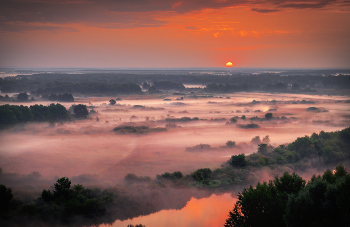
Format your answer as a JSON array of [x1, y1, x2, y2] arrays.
[[226, 62, 233, 67]]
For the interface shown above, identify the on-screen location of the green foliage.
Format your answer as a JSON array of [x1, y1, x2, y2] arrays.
[[288, 136, 315, 158], [257, 144, 268, 154], [237, 123, 260, 129], [73, 104, 89, 119], [0, 184, 13, 214], [54, 177, 71, 194], [339, 127, 350, 144], [17, 177, 115, 222], [47, 93, 74, 102], [157, 171, 183, 181], [191, 168, 212, 184], [148, 85, 157, 93], [152, 81, 185, 90], [230, 117, 237, 123], [224, 172, 305, 227], [113, 125, 167, 134], [226, 140, 236, 147], [251, 136, 261, 144], [205, 83, 248, 93], [35, 82, 142, 95], [225, 166, 349, 227], [291, 83, 300, 90], [186, 143, 211, 151], [229, 154, 247, 168], [17, 92, 28, 101], [265, 112, 273, 119], [124, 173, 151, 183], [29, 103, 69, 122], [262, 135, 270, 144], [165, 117, 199, 122], [285, 177, 338, 226]]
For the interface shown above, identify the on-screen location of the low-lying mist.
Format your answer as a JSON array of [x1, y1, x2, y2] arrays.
[[1, 92, 350, 226], [1, 93, 348, 181]]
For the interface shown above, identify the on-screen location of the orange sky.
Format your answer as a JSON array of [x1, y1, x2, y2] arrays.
[[0, 0, 349, 68]]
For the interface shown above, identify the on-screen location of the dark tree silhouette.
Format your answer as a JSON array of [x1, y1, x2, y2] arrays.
[[291, 83, 300, 90], [73, 104, 88, 119], [265, 112, 273, 119], [229, 154, 246, 167], [17, 92, 28, 101], [225, 172, 305, 227], [0, 184, 13, 214]]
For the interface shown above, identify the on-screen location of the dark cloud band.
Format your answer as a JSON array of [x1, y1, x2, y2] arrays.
[[0, 0, 344, 31]]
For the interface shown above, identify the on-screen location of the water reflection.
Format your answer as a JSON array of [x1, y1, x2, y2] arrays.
[[101, 193, 236, 227]]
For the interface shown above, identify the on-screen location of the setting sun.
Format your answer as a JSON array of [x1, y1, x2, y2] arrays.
[[226, 62, 233, 67]]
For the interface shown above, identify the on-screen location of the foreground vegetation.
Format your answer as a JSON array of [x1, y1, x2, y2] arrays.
[[224, 165, 350, 227], [0, 127, 349, 226]]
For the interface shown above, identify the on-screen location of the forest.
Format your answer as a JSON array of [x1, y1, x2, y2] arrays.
[[0, 104, 88, 128], [1, 71, 350, 95]]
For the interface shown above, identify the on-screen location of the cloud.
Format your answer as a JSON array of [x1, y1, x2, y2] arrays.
[[0, 0, 344, 32], [237, 30, 302, 37], [251, 8, 282, 13], [216, 44, 291, 51], [0, 22, 79, 33]]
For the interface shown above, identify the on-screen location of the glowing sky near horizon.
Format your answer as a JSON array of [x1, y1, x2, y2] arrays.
[[0, 0, 349, 68]]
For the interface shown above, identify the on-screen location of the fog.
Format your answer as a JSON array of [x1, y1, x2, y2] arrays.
[[0, 91, 349, 226]]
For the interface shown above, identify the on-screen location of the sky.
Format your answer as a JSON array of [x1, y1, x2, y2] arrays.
[[0, 0, 349, 68]]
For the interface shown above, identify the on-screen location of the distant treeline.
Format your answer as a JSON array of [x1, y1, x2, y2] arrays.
[[205, 82, 295, 93], [0, 104, 89, 128], [0, 73, 349, 94], [42, 93, 74, 102], [35, 82, 142, 95]]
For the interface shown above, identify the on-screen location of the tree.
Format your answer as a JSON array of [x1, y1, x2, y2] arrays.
[[225, 172, 305, 227], [191, 168, 212, 183], [229, 154, 246, 167], [54, 177, 71, 196], [142, 82, 150, 89], [17, 92, 28, 101], [265, 112, 273, 120], [262, 135, 270, 144], [291, 83, 300, 90], [73, 104, 88, 119], [0, 184, 13, 214], [58, 93, 74, 102], [148, 85, 157, 93], [230, 117, 237, 123], [226, 140, 236, 147], [258, 144, 268, 154], [241, 115, 246, 120], [287, 136, 315, 158], [251, 136, 261, 144], [48, 93, 58, 101], [109, 99, 116, 105], [48, 103, 69, 121]]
